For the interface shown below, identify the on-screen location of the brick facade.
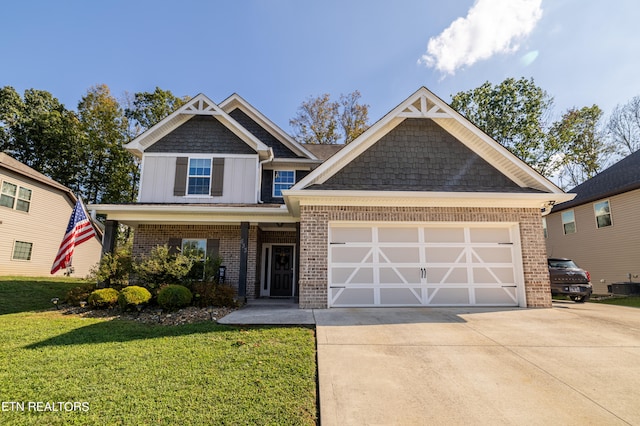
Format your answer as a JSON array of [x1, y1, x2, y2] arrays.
[[298, 205, 551, 309]]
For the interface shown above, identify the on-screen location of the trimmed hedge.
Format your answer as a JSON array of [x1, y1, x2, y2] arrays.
[[157, 285, 192, 310], [118, 286, 151, 310], [88, 288, 119, 309]]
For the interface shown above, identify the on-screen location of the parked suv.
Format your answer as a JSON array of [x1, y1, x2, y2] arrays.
[[548, 258, 593, 303]]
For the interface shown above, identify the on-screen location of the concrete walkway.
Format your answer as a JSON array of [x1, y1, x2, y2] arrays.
[[219, 300, 640, 425]]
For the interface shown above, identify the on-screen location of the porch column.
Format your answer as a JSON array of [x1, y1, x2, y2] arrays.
[[238, 221, 249, 302], [102, 220, 118, 256]]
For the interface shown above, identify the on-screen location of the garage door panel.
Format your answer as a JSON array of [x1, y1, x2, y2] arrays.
[[328, 223, 522, 307], [380, 288, 422, 305], [429, 288, 470, 305], [331, 288, 374, 305], [379, 246, 420, 263], [425, 247, 465, 263], [472, 247, 513, 263], [475, 287, 517, 304], [378, 227, 420, 243], [331, 246, 372, 263]]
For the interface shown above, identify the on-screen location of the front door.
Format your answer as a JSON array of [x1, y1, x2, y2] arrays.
[[270, 245, 294, 297]]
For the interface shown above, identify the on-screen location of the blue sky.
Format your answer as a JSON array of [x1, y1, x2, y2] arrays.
[[2, 0, 640, 134]]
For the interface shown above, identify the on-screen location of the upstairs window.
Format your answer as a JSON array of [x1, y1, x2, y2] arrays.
[[594, 200, 612, 228], [273, 170, 295, 197], [1, 181, 32, 212], [561, 210, 576, 235], [187, 158, 211, 195]]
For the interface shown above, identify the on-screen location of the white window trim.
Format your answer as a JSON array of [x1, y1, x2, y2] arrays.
[[561, 210, 576, 235], [593, 199, 613, 229], [12, 240, 33, 261], [272, 170, 295, 198], [187, 157, 212, 196], [0, 180, 31, 213]]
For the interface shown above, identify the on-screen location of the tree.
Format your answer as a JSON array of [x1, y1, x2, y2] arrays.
[[608, 95, 640, 155], [339, 90, 370, 144], [77, 84, 136, 204], [290, 91, 369, 144], [550, 105, 614, 189], [451, 77, 558, 175], [0, 86, 84, 193], [124, 87, 189, 137]]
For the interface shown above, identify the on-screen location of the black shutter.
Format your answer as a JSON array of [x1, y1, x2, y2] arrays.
[[174, 157, 188, 196], [168, 238, 182, 255], [210, 158, 224, 196]]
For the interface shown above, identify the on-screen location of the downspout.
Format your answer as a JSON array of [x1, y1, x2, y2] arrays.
[[257, 148, 274, 203]]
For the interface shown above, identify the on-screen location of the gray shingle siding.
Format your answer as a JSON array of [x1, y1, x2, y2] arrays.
[[146, 115, 256, 154], [313, 118, 533, 192], [229, 108, 302, 158]]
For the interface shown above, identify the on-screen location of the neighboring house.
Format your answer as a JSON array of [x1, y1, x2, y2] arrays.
[[0, 153, 102, 277], [545, 150, 640, 294], [91, 88, 573, 309]]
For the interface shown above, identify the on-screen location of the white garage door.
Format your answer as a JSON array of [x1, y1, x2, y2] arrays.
[[328, 223, 523, 307]]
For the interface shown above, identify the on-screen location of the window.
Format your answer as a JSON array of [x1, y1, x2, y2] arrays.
[[1, 182, 32, 212], [561, 210, 576, 234], [594, 200, 612, 228], [273, 170, 295, 197], [182, 239, 207, 279], [12, 241, 33, 261], [542, 217, 548, 238], [187, 158, 211, 195]]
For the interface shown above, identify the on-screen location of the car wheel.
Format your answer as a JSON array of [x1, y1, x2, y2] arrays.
[[570, 295, 586, 303]]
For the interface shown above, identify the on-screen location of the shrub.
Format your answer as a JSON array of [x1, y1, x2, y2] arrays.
[[87, 244, 133, 290], [213, 284, 239, 308], [135, 245, 193, 289], [118, 286, 152, 311], [88, 288, 119, 309], [64, 283, 96, 306], [157, 285, 193, 310]]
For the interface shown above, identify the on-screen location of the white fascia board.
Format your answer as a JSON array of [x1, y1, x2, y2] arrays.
[[283, 189, 576, 216], [219, 94, 318, 160], [89, 204, 296, 224]]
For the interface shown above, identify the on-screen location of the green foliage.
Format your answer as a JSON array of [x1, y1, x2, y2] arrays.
[[451, 77, 555, 174], [157, 285, 193, 310], [290, 91, 369, 144], [88, 288, 119, 309], [64, 282, 96, 306], [212, 284, 239, 308], [124, 87, 189, 135], [87, 242, 133, 289], [134, 245, 194, 289], [118, 286, 152, 310]]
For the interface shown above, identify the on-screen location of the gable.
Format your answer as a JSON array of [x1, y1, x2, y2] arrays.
[[311, 119, 537, 192], [145, 115, 257, 154], [228, 108, 301, 158]]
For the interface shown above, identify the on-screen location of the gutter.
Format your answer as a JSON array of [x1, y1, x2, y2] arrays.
[[257, 148, 274, 203]]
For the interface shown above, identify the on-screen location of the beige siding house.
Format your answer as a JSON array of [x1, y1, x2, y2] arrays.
[[545, 151, 640, 294], [92, 89, 573, 309], [0, 153, 102, 277]]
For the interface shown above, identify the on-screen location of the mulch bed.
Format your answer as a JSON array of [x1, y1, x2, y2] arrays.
[[60, 305, 236, 326]]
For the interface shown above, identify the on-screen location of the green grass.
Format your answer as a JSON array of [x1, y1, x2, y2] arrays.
[[0, 277, 87, 314], [590, 295, 640, 308], [0, 278, 317, 425]]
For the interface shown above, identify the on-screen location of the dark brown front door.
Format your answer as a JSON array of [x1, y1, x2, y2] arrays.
[[270, 245, 294, 297]]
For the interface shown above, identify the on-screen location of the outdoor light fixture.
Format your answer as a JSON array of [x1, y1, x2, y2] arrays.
[[51, 298, 59, 309]]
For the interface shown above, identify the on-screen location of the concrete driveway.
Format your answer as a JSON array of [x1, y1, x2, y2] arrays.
[[314, 302, 640, 425]]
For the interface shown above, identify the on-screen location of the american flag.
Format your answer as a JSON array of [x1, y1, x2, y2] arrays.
[[51, 199, 97, 274]]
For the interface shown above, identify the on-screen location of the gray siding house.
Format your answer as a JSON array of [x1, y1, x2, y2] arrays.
[[545, 150, 640, 294], [92, 88, 573, 308]]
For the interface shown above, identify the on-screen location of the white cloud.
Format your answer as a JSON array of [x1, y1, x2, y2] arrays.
[[419, 0, 543, 75]]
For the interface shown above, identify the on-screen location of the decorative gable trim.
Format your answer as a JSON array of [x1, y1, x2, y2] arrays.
[[397, 93, 449, 118], [219, 93, 318, 160], [125, 94, 271, 159]]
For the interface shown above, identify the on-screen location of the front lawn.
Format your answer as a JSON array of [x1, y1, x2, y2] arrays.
[[0, 278, 317, 425], [590, 295, 640, 308]]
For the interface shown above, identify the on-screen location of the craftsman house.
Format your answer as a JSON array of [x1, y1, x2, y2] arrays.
[[0, 153, 102, 277], [91, 87, 573, 308], [545, 150, 640, 294]]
